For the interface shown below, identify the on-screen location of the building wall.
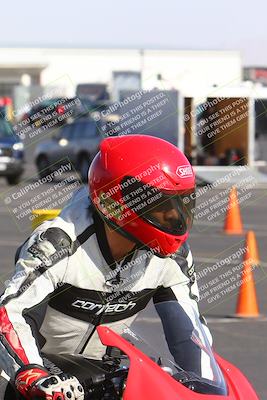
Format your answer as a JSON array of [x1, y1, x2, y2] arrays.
[[0, 48, 242, 98]]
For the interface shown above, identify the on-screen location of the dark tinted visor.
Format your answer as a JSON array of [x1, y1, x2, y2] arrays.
[[121, 177, 195, 235]]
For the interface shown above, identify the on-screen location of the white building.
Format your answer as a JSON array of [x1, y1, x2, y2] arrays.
[[0, 47, 242, 102]]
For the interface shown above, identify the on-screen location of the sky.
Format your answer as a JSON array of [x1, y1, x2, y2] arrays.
[[1, 0, 267, 66]]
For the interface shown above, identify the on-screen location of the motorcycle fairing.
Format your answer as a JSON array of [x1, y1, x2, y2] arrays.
[[97, 325, 259, 400]]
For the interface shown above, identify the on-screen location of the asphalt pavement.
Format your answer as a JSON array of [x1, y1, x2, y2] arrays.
[[0, 141, 266, 398]]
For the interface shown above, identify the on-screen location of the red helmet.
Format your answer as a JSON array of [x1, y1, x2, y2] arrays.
[[88, 135, 196, 257]]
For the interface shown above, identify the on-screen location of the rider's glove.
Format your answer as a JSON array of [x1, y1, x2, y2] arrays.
[[15, 364, 84, 399]]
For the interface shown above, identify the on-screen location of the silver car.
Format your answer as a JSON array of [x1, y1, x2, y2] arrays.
[[34, 118, 102, 181]]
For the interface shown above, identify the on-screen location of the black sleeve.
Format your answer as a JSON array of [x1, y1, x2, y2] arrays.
[[153, 288, 201, 375]]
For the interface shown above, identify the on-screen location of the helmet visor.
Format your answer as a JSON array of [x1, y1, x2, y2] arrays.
[[122, 177, 195, 235]]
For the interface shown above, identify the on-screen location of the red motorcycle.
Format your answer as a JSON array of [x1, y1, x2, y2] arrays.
[[97, 325, 259, 400], [35, 318, 259, 400]]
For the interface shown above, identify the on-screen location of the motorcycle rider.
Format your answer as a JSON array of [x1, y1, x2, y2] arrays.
[[0, 135, 219, 399]]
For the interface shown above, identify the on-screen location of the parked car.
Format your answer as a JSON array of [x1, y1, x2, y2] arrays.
[[34, 118, 102, 181], [0, 118, 24, 185], [19, 97, 82, 133]]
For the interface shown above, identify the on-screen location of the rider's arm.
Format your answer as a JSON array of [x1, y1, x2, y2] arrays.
[[0, 226, 72, 380], [153, 242, 213, 377]]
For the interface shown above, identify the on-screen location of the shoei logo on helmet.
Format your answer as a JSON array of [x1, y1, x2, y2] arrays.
[[176, 165, 193, 178]]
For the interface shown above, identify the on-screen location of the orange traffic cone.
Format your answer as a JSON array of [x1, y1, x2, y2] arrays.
[[235, 232, 260, 318], [224, 186, 244, 234], [246, 230, 260, 267]]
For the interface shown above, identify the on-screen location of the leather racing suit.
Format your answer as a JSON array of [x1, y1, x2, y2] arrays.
[[0, 186, 213, 387]]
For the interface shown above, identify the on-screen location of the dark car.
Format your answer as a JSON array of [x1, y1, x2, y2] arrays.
[[19, 97, 83, 136], [0, 118, 24, 185], [34, 118, 102, 181]]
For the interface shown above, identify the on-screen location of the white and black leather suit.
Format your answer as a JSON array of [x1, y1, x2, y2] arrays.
[[0, 187, 214, 393]]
